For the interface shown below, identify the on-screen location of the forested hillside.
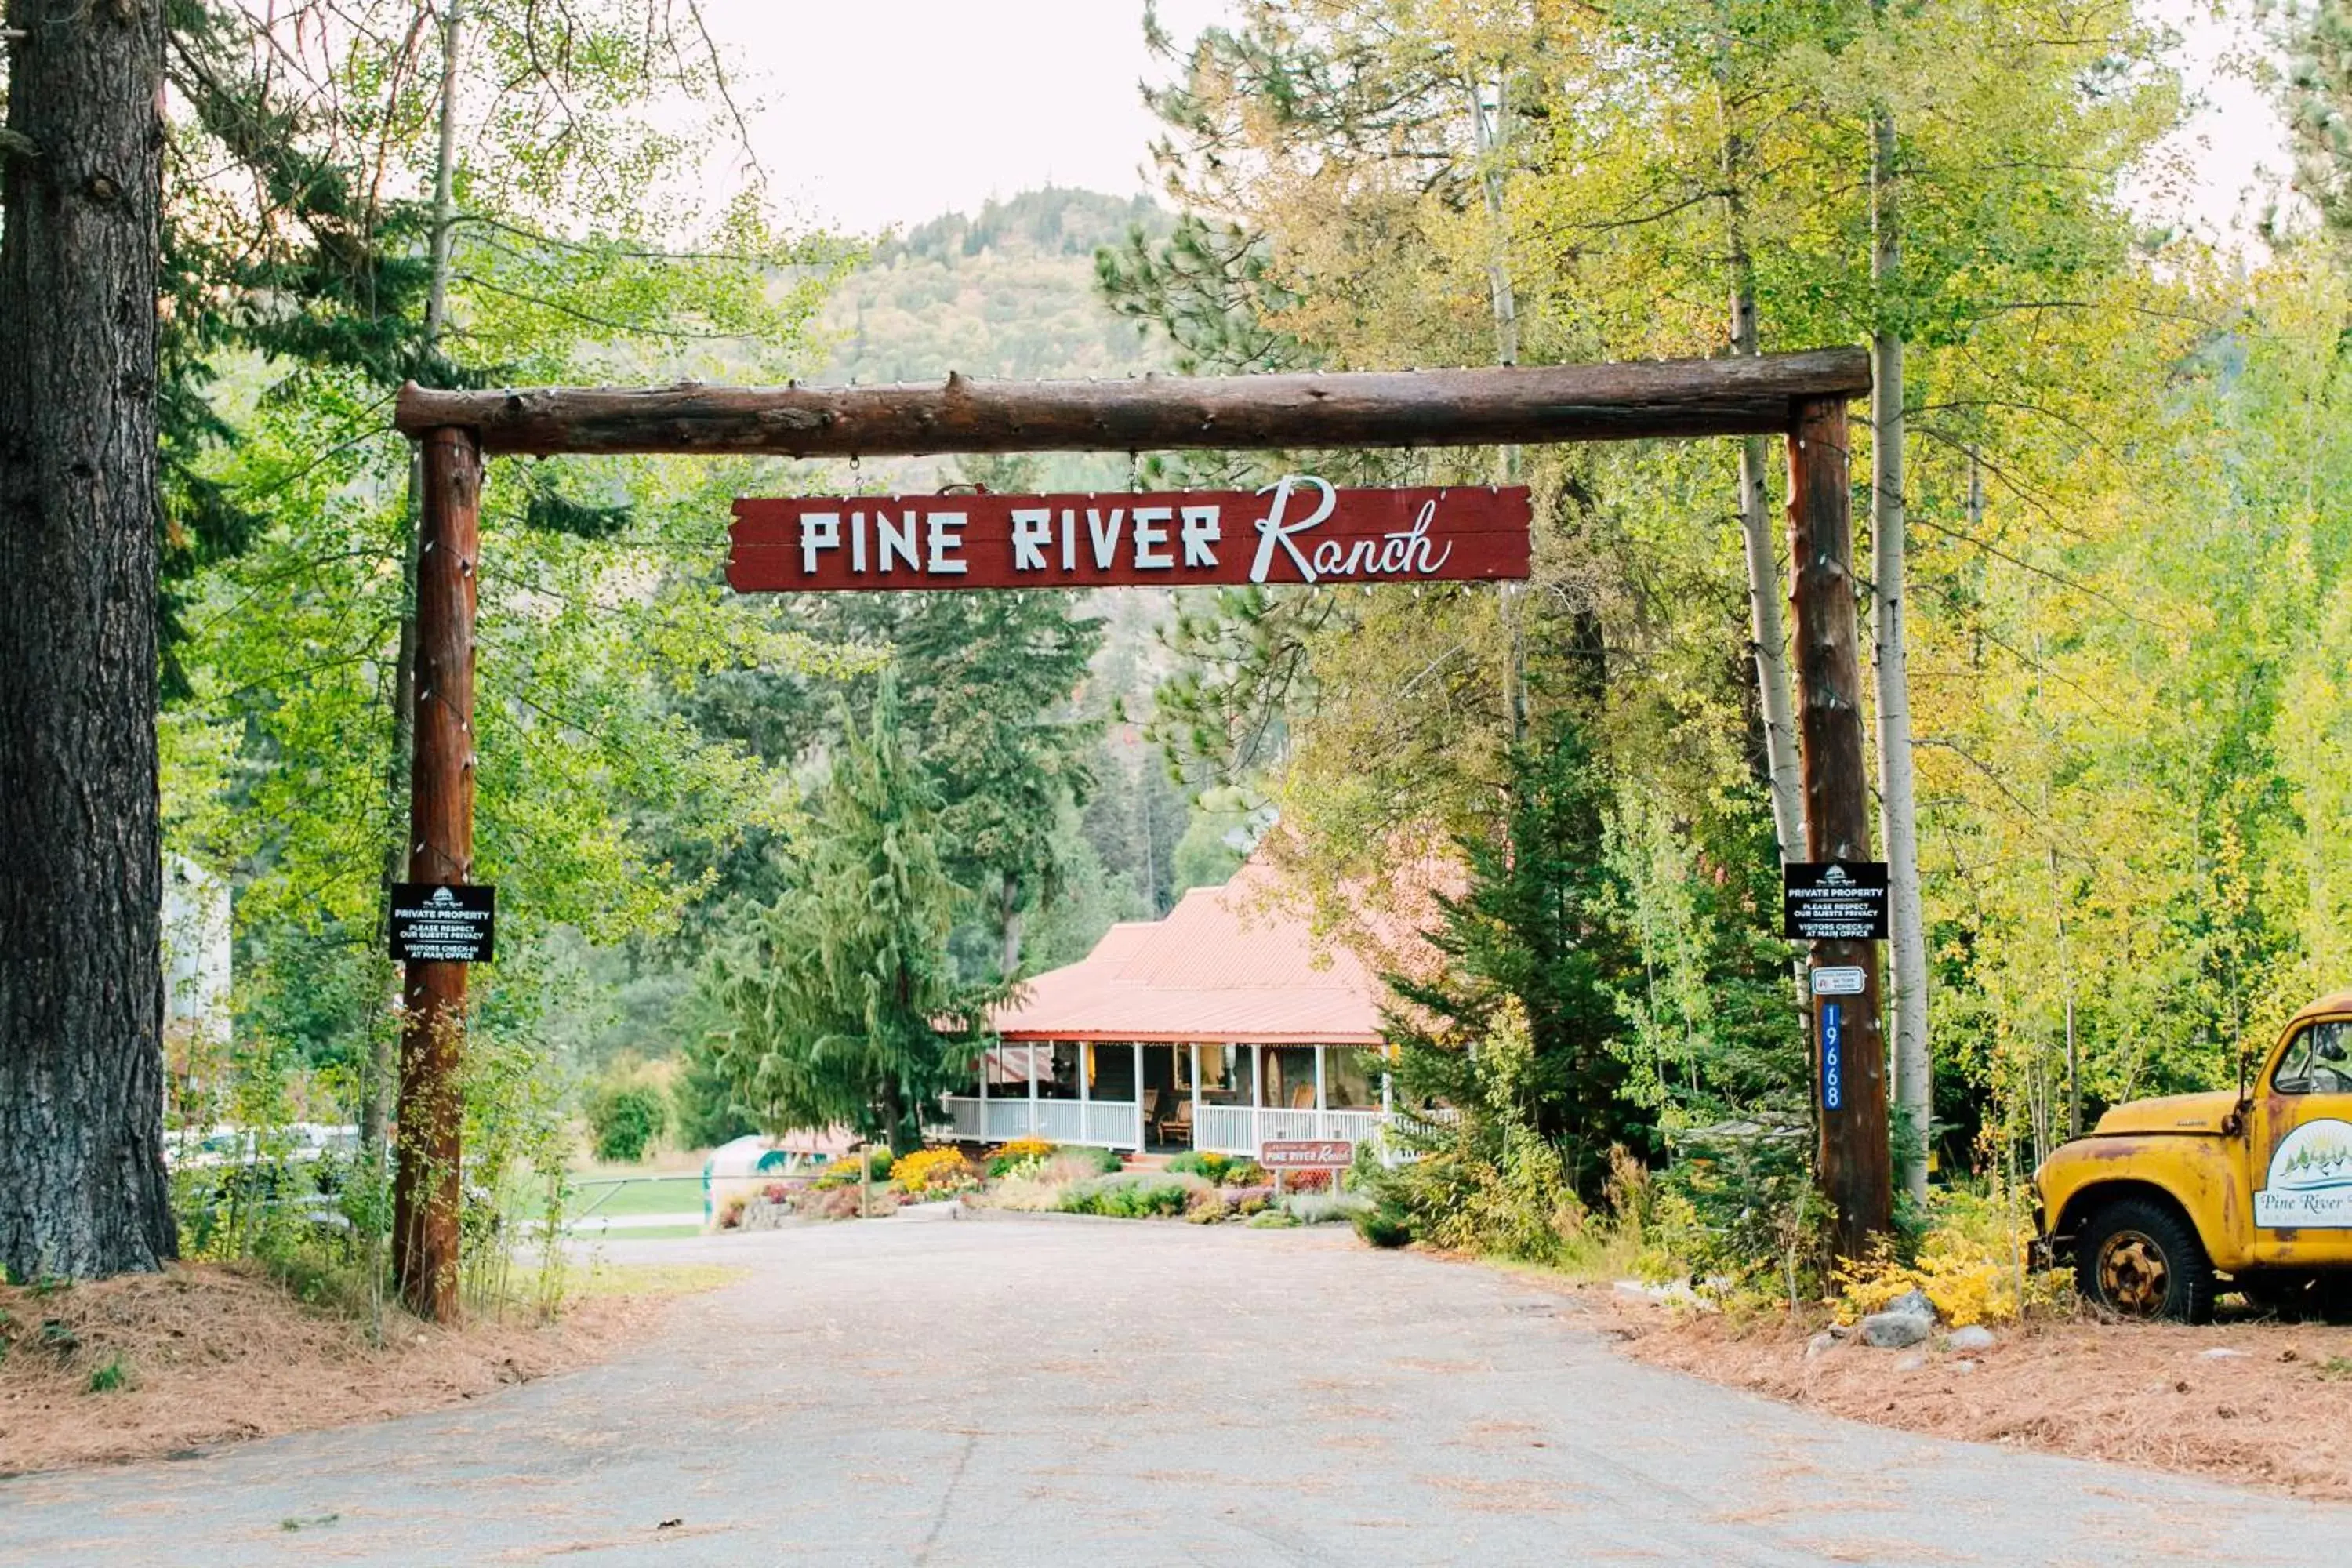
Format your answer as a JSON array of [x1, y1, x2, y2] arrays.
[[821, 187, 1171, 384]]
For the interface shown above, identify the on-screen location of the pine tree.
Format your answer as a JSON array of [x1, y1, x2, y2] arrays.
[[699, 681, 996, 1154], [2284, 0, 2352, 244], [1383, 721, 1646, 1199], [889, 588, 1105, 975]]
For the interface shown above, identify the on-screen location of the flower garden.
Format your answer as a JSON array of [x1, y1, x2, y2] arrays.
[[708, 1141, 1375, 1232]]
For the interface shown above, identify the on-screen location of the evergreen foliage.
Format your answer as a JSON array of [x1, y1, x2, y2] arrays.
[[698, 681, 997, 1154], [2285, 0, 2352, 242], [1384, 725, 1643, 1200]]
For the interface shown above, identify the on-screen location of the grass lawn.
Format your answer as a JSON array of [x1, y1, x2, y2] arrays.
[[568, 1222, 706, 1242], [566, 1173, 710, 1219]]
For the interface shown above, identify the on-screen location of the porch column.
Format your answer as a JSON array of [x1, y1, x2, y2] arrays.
[[977, 1046, 987, 1134], [1314, 1044, 1328, 1129], [1028, 1041, 1039, 1138], [1079, 1040, 1091, 1142], [1252, 1041, 1264, 1152], [1189, 1043, 1202, 1151], [1132, 1040, 1145, 1150], [1381, 1048, 1396, 1167]]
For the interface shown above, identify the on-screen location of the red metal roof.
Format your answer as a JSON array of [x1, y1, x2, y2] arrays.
[[991, 858, 1396, 1044]]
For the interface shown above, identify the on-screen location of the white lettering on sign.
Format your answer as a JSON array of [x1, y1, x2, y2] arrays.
[[1086, 506, 1123, 570], [1011, 507, 1051, 572], [1248, 475, 1337, 583], [1249, 478, 1454, 586], [877, 509, 920, 573], [1181, 505, 1221, 567], [731, 478, 1528, 593], [927, 510, 967, 574], [1131, 506, 1174, 569], [800, 512, 840, 575]]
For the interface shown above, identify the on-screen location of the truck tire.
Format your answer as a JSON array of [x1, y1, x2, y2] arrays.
[[2075, 1196, 2215, 1323]]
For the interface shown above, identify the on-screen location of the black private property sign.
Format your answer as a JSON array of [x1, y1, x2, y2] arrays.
[[389, 884, 496, 964], [1782, 862, 1889, 942]]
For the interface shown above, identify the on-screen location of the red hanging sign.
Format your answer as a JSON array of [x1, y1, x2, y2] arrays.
[[727, 477, 1530, 593]]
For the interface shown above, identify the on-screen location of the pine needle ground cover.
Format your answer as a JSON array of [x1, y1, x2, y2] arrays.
[[1603, 1293, 2352, 1501], [0, 1262, 732, 1474]]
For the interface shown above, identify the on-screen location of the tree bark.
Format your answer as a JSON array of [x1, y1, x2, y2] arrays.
[[394, 350, 1874, 456], [1788, 398, 1893, 1258], [0, 0, 180, 1278], [390, 427, 480, 1323], [1870, 93, 1932, 1204], [368, 0, 466, 1161]]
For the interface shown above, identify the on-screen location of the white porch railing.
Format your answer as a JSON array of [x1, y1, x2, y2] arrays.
[[1193, 1105, 1389, 1157], [938, 1096, 1140, 1150], [942, 1097, 1428, 1158]]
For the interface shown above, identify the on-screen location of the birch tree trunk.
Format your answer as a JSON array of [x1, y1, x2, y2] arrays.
[[1871, 95, 1932, 1203], [1713, 71, 1806, 864], [1467, 75, 1528, 739], [0, 0, 180, 1277]]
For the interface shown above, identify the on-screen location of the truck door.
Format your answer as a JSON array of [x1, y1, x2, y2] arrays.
[[2249, 1018, 2352, 1267]]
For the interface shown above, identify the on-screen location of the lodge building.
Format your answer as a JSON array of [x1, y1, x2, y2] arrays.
[[936, 856, 1435, 1159]]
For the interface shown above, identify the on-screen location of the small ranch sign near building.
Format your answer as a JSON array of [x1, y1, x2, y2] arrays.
[[1261, 1139, 1356, 1171], [728, 478, 1531, 592]]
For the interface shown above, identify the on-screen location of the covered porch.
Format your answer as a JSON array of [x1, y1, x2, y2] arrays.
[[948, 858, 1445, 1162], [938, 1040, 1397, 1156]]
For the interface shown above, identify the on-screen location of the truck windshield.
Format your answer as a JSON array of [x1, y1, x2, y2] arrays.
[[2274, 1021, 2352, 1095]]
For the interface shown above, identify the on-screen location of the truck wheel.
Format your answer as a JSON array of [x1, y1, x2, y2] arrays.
[[2075, 1196, 2215, 1323]]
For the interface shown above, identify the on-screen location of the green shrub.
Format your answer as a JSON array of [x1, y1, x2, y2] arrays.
[[1055, 1173, 1206, 1218], [1279, 1191, 1372, 1225], [1166, 1150, 1232, 1181], [586, 1082, 669, 1163], [1353, 1204, 1414, 1249]]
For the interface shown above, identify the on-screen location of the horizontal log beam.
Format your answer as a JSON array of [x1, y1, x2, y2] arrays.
[[394, 348, 1870, 456]]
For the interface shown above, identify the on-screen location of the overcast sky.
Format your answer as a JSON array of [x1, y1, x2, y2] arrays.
[[702, 1, 2288, 246]]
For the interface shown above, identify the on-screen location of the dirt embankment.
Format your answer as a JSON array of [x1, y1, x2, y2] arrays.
[[0, 1263, 686, 1475], [1605, 1294, 2352, 1501]]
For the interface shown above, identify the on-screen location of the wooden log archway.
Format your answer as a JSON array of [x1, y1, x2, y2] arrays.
[[390, 347, 1883, 1318]]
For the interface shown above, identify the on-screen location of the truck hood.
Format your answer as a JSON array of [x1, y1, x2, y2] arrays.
[[2092, 1091, 2240, 1137]]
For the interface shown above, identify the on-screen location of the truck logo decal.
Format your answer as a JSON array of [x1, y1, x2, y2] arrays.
[[2256, 1118, 2352, 1228]]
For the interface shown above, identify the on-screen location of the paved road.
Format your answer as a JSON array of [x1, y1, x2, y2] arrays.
[[2, 1216, 2341, 1566]]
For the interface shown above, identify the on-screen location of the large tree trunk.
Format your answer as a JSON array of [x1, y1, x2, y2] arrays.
[[366, 0, 466, 1162], [1871, 94, 1932, 1204], [0, 0, 180, 1278]]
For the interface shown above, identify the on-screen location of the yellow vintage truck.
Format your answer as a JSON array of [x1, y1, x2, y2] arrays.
[[2036, 991, 2352, 1323]]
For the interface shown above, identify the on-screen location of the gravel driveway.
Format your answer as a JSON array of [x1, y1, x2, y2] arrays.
[[2, 1215, 2339, 1566]]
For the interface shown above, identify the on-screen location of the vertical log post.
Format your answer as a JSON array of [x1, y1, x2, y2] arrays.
[[391, 426, 482, 1321], [1787, 396, 1893, 1257]]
